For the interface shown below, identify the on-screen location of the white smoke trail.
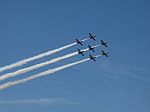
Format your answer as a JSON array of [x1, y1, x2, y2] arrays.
[[82, 38, 89, 41], [0, 58, 90, 90], [94, 44, 100, 48], [0, 98, 81, 105], [0, 48, 90, 81], [0, 43, 77, 73]]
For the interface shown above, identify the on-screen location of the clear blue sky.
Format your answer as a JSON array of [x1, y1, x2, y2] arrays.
[[0, 0, 150, 112]]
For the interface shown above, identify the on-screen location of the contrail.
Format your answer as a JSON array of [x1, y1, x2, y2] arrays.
[[0, 47, 90, 81], [0, 56, 102, 90], [0, 38, 88, 73], [0, 43, 75, 73], [0, 98, 81, 105]]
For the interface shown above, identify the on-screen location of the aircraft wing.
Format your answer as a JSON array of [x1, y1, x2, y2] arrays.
[[89, 33, 92, 36], [92, 49, 95, 52], [92, 58, 96, 61], [80, 42, 83, 45], [104, 44, 108, 47], [105, 54, 108, 57], [101, 40, 104, 43], [81, 53, 84, 56], [102, 50, 105, 54]]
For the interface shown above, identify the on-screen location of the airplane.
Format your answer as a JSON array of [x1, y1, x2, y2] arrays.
[[89, 54, 96, 61], [76, 39, 83, 45], [89, 33, 96, 40], [88, 45, 96, 52], [101, 50, 108, 57], [78, 49, 84, 56], [100, 40, 108, 47]]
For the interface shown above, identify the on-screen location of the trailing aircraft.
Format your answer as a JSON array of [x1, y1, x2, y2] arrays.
[[89, 33, 96, 40], [78, 49, 84, 56], [89, 54, 96, 61], [88, 45, 96, 52], [101, 50, 108, 57], [76, 39, 83, 45], [100, 40, 108, 47]]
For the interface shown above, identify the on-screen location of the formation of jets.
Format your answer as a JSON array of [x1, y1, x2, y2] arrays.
[[76, 33, 109, 61]]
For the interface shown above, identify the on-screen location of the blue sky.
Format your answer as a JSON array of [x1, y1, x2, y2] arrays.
[[0, 0, 150, 112]]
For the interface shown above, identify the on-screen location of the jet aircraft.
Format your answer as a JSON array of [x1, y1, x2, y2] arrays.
[[89, 33, 96, 40], [76, 39, 83, 45], [100, 40, 108, 47], [101, 50, 108, 57], [78, 49, 84, 56], [89, 54, 96, 61], [88, 45, 96, 52]]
